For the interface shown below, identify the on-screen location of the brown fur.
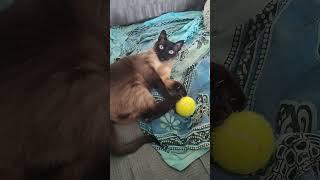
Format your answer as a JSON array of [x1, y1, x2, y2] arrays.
[[110, 49, 181, 124], [109, 38, 186, 156], [0, 0, 107, 179]]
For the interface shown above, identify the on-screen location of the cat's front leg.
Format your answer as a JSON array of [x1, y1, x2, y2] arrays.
[[169, 80, 187, 97], [165, 80, 187, 98], [212, 63, 247, 127], [142, 81, 186, 122], [142, 98, 178, 122]]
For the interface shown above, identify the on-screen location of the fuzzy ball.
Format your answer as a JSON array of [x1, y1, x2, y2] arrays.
[[175, 96, 196, 117], [213, 111, 275, 175]]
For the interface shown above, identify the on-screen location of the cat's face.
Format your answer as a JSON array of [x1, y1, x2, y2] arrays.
[[154, 30, 184, 61]]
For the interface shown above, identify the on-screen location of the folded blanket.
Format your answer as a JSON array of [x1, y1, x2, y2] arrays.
[[213, 0, 320, 179], [110, 11, 210, 171]]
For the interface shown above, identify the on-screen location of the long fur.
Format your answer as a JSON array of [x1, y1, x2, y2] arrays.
[[110, 49, 175, 123], [109, 34, 186, 156], [0, 0, 107, 179]]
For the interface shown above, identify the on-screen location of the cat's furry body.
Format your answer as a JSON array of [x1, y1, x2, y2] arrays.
[[111, 49, 176, 123], [0, 0, 107, 179], [110, 30, 186, 155]]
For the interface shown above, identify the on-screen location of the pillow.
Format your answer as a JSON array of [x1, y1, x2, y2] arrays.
[[110, 0, 206, 26]]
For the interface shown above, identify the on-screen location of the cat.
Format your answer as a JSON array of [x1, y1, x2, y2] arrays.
[[0, 0, 108, 179], [212, 62, 247, 127], [109, 30, 187, 155]]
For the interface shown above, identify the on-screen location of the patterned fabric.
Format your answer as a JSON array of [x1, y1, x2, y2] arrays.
[[212, 0, 320, 179], [262, 133, 320, 180], [110, 11, 210, 171]]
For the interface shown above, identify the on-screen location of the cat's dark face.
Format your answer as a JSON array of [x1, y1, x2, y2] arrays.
[[154, 30, 184, 61]]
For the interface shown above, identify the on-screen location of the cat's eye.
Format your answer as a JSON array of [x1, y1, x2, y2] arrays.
[[168, 50, 174, 54], [159, 45, 164, 50]]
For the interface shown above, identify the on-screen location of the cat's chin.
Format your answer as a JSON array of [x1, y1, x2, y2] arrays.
[[159, 57, 175, 62]]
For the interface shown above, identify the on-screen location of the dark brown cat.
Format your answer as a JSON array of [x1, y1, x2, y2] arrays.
[[109, 30, 187, 155], [212, 62, 247, 127]]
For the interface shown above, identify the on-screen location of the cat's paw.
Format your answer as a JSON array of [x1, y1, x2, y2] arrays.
[[145, 135, 161, 145], [170, 81, 187, 97], [169, 90, 184, 103], [212, 105, 231, 128], [141, 111, 153, 122], [171, 94, 182, 103], [229, 93, 247, 112]]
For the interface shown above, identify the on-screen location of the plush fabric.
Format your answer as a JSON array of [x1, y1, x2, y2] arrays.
[[212, 0, 269, 64], [212, 0, 320, 179], [110, 11, 210, 171], [213, 0, 269, 33]]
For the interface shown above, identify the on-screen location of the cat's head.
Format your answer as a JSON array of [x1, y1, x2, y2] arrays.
[[154, 30, 184, 61]]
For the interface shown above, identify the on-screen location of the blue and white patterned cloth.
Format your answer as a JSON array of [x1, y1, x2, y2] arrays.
[[110, 11, 210, 171], [213, 0, 320, 179]]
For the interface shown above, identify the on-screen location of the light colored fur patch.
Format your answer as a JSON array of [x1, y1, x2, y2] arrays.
[[110, 49, 175, 124]]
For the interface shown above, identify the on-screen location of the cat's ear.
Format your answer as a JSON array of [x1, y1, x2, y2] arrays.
[[174, 40, 184, 51], [158, 30, 167, 40]]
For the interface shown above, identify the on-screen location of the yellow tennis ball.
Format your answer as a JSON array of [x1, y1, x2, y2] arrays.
[[213, 111, 275, 175], [175, 96, 196, 117]]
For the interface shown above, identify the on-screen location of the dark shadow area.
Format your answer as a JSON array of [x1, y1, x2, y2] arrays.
[[0, 0, 108, 179]]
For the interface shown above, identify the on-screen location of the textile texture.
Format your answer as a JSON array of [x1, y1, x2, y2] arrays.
[[212, 0, 320, 179], [110, 11, 210, 171]]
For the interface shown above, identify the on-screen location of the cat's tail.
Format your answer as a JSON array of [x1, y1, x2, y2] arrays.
[[108, 121, 155, 156]]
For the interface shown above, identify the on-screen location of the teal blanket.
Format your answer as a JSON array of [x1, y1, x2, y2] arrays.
[[213, 0, 320, 179], [110, 11, 210, 171]]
